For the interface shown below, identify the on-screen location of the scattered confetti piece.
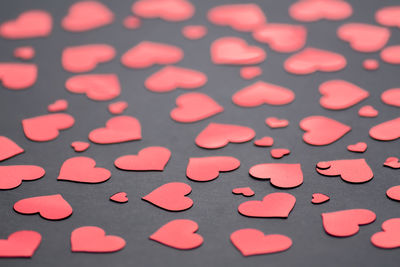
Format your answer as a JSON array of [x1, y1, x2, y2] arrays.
[[386, 185, 400, 201], [0, 231, 41, 258], [14, 46, 35, 60], [384, 157, 400, 169], [362, 59, 379, 70], [316, 159, 373, 183], [375, 6, 400, 28], [358, 105, 378, 117], [270, 148, 290, 159], [0, 136, 23, 162], [371, 218, 400, 249], [232, 187, 254, 197], [110, 192, 128, 203], [186, 156, 240, 182], [381, 88, 400, 107], [254, 136, 274, 147], [369, 117, 400, 141], [347, 142, 367, 153], [71, 226, 125, 253], [380, 45, 400, 65], [57, 156, 111, 183], [114, 146, 171, 171], [132, 0, 194, 22], [249, 163, 303, 188], [289, 0, 352, 22], [0, 63, 37, 90], [182, 25, 207, 40], [0, 165, 45, 190], [123, 16, 141, 29], [47, 99, 68, 112], [265, 117, 289, 128], [239, 66, 262, 80], [71, 141, 90, 152], [311, 193, 330, 204], [108, 101, 128, 115]]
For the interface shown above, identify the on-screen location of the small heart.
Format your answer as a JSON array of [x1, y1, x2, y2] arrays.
[[186, 156, 240, 182], [322, 209, 376, 237], [369, 117, 400, 141], [71, 141, 90, 152], [254, 136, 274, 147], [316, 158, 373, 183], [371, 218, 400, 249], [57, 156, 111, 183], [270, 148, 290, 159], [289, 0, 352, 22], [386, 185, 400, 201], [384, 157, 400, 169], [89, 115, 142, 144], [347, 142, 367, 153], [232, 187, 254, 197], [380, 45, 400, 65], [231, 229, 292, 256], [132, 0, 194, 22], [71, 226, 125, 253], [0, 136, 24, 161], [249, 163, 303, 188], [0, 165, 45, 190], [110, 192, 128, 203], [170, 92, 223, 123], [0, 63, 37, 90], [265, 117, 289, 128], [239, 66, 262, 80], [381, 88, 400, 108], [358, 105, 378, 117], [195, 122, 255, 149], [376, 6, 400, 28], [114, 146, 171, 171], [211, 37, 266, 65], [14, 46, 35, 60], [123, 16, 141, 29], [182, 25, 207, 40], [48, 99, 68, 112], [238, 192, 296, 218], [150, 219, 203, 250], [108, 101, 128, 115], [0, 231, 41, 258], [13, 194, 72, 220], [22, 113, 75, 142], [311, 193, 330, 204], [363, 59, 379, 71], [142, 182, 193, 211]]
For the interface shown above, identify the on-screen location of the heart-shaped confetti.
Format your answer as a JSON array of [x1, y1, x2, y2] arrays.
[[114, 146, 171, 171], [71, 226, 125, 253], [289, 0, 352, 22], [232, 187, 254, 197], [371, 218, 400, 249], [58, 156, 111, 183], [249, 163, 303, 188], [110, 192, 128, 203], [186, 156, 240, 182], [316, 159, 373, 183], [0, 136, 23, 162], [0, 165, 45, 190], [0, 231, 41, 258], [311, 193, 330, 204]]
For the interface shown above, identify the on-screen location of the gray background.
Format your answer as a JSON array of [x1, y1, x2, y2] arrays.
[[0, 0, 399, 266]]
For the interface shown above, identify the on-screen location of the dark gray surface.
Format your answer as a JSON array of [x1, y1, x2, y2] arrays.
[[0, 0, 399, 266]]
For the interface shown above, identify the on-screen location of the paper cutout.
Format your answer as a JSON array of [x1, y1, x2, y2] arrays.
[[110, 192, 128, 203], [114, 146, 171, 171], [14, 46, 35, 60], [322, 209, 376, 237], [132, 0, 194, 22], [249, 163, 303, 188], [316, 159, 373, 183], [232, 187, 254, 197], [289, 0, 352, 22], [363, 59, 379, 70], [57, 156, 111, 183], [108, 101, 128, 115], [371, 218, 400, 249], [0, 231, 41, 258], [0, 165, 45, 190], [0, 63, 37, 90], [254, 136, 274, 147], [358, 105, 378, 118], [123, 16, 141, 29], [48, 99, 68, 112], [381, 88, 400, 107], [270, 148, 290, 159], [380, 45, 400, 65], [71, 226, 125, 253], [265, 117, 289, 128], [369, 117, 400, 141], [347, 142, 367, 153], [142, 182, 193, 211], [150, 219, 203, 250], [0, 136, 23, 161], [387, 186, 400, 201], [311, 193, 330, 204], [375, 6, 400, 28], [182, 25, 207, 40], [240, 66, 262, 80], [71, 141, 90, 152], [186, 156, 240, 182], [384, 157, 400, 169], [238, 192, 296, 218]]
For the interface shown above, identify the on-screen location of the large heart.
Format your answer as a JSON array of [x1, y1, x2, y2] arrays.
[[316, 158, 373, 183], [371, 218, 400, 249], [0, 165, 45, 190], [0, 231, 42, 258], [249, 163, 303, 188], [0, 63, 37, 90], [132, 0, 194, 22], [114, 146, 171, 171], [369, 117, 400, 141], [186, 156, 240, 182], [0, 136, 23, 161], [289, 0, 353, 22], [57, 156, 111, 183], [71, 226, 125, 253]]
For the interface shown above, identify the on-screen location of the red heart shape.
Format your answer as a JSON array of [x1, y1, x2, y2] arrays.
[[0, 10, 52, 39], [249, 163, 303, 188], [207, 4, 266, 32], [182, 25, 207, 40], [311, 193, 330, 204], [89, 115, 142, 144], [211, 37, 266, 65], [238, 192, 296, 218], [316, 158, 373, 183], [232, 81, 295, 107], [0, 231, 41, 258], [110, 192, 128, 203], [270, 148, 291, 159], [71, 141, 90, 152], [371, 218, 400, 249], [62, 44, 116, 73], [289, 0, 352, 22], [142, 182, 193, 211], [322, 209, 376, 237], [319, 80, 369, 110], [337, 23, 390, 52], [363, 59, 379, 70], [380, 45, 400, 65], [284, 47, 347, 75], [232, 187, 254, 197], [65, 74, 121, 101], [386, 185, 400, 201], [121, 41, 183, 69], [145, 66, 207, 92], [0, 165, 45, 190], [254, 136, 274, 147], [132, 0, 194, 22], [384, 157, 400, 169], [0, 136, 23, 161], [71, 226, 125, 253], [22, 113, 75, 142], [347, 142, 367, 153], [231, 229, 292, 256], [57, 156, 111, 183], [369, 117, 400, 141], [14, 46, 35, 60], [170, 92, 223, 123], [186, 156, 240, 182], [108, 101, 128, 115], [195, 122, 255, 149], [14, 194, 72, 220], [150, 219, 203, 250], [62, 1, 114, 32], [47, 99, 68, 112], [381, 88, 400, 108], [240, 66, 262, 80], [253, 24, 307, 53], [114, 146, 171, 171], [358, 105, 378, 117], [376, 6, 400, 28], [0, 63, 37, 90], [300, 115, 351, 146], [265, 117, 289, 128]]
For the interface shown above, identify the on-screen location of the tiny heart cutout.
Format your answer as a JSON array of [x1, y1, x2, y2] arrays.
[[363, 59, 379, 70], [322, 209, 376, 237], [121, 41, 183, 69], [186, 156, 240, 182], [207, 4, 266, 32], [22, 113, 75, 142], [182, 25, 207, 40], [123, 16, 141, 29], [375, 6, 400, 28], [62, 44, 116, 73], [0, 136, 23, 161], [0, 231, 41, 258], [211, 37, 266, 65], [0, 10, 52, 39], [270, 148, 290, 159], [89, 115, 142, 144], [254, 136, 274, 147], [300, 116, 351, 146], [132, 0, 194, 22], [312, 193, 330, 204], [71, 141, 90, 152], [0, 63, 37, 90], [316, 158, 373, 183], [337, 23, 390, 52], [231, 229, 292, 256], [289, 0, 352, 22], [150, 219, 203, 250], [114, 146, 171, 171], [238, 192, 296, 218], [371, 218, 400, 249], [249, 163, 303, 188], [369, 117, 400, 141], [145, 66, 207, 93], [386, 185, 400, 201], [195, 122, 255, 149], [14, 46, 35, 60], [239, 66, 262, 80], [232, 187, 255, 197], [65, 74, 121, 101], [358, 105, 378, 117], [110, 192, 128, 203], [232, 81, 295, 107], [47, 99, 68, 112], [71, 226, 125, 253], [108, 101, 128, 115], [347, 142, 367, 153], [381, 88, 400, 108], [265, 117, 289, 128], [142, 182, 193, 211], [319, 80, 369, 110], [58, 156, 111, 183], [384, 157, 400, 169], [14, 194, 72, 220], [284, 47, 347, 75], [62, 1, 114, 32], [170, 92, 223, 123], [0, 165, 45, 190]]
